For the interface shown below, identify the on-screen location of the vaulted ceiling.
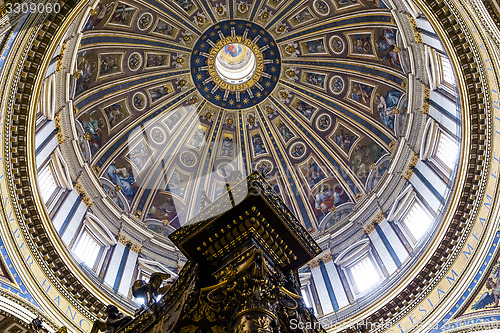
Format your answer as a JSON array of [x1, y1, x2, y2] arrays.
[[73, 0, 409, 236]]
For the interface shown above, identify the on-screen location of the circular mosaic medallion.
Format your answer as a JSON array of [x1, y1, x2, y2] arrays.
[[191, 20, 281, 109], [132, 92, 147, 110], [128, 52, 142, 71], [137, 12, 153, 30]]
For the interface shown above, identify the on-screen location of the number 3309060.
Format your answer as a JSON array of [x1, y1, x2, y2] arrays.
[[6, 2, 61, 14]]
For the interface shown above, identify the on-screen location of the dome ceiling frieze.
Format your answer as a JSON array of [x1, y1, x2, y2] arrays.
[[70, 0, 413, 240]]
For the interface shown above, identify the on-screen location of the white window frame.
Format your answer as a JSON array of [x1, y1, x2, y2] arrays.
[[396, 197, 433, 246], [436, 53, 456, 94], [72, 227, 106, 271], [421, 119, 459, 180], [37, 158, 65, 212], [299, 272, 317, 314], [335, 240, 384, 297], [71, 214, 115, 273], [429, 128, 459, 176], [136, 259, 178, 283]]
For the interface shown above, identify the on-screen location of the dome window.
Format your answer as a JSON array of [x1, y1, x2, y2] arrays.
[[347, 254, 382, 294], [73, 228, 103, 270], [401, 199, 433, 244]]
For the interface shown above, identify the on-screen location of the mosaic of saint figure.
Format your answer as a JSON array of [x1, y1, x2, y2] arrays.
[[83, 1, 114, 30], [102, 182, 125, 210], [127, 142, 151, 171], [375, 90, 401, 130], [252, 133, 267, 155], [81, 112, 105, 155], [148, 194, 179, 228], [107, 163, 137, 201], [334, 127, 357, 154], [304, 39, 326, 54], [189, 126, 206, 149], [147, 54, 167, 67], [220, 135, 234, 157], [471, 264, 500, 310], [154, 20, 176, 36], [303, 161, 326, 188], [375, 29, 401, 69], [304, 72, 326, 88], [296, 100, 316, 120], [290, 9, 314, 25], [150, 85, 171, 102], [352, 34, 373, 55], [313, 183, 349, 219], [104, 103, 128, 128], [110, 3, 137, 26], [75, 51, 97, 95], [350, 141, 385, 183], [167, 172, 186, 198], [277, 121, 294, 142], [100, 54, 121, 76], [351, 82, 373, 107]]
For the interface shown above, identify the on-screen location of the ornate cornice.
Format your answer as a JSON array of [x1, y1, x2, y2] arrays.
[[0, 0, 492, 332], [0, 0, 111, 323], [118, 235, 142, 254]]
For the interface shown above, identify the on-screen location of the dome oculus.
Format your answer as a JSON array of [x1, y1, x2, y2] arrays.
[[191, 20, 281, 109], [214, 42, 258, 85]]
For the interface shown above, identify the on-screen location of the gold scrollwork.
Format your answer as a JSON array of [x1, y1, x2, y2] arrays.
[[118, 234, 142, 253], [74, 180, 93, 207]]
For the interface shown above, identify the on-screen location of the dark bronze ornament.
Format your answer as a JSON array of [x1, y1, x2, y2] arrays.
[[100, 173, 325, 333], [132, 273, 173, 310], [90, 305, 133, 333], [28, 318, 67, 333]]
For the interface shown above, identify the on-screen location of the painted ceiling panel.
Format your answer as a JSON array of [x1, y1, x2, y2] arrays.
[[73, 0, 409, 235]]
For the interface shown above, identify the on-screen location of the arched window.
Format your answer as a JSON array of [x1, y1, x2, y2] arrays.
[[37, 150, 72, 214], [433, 129, 459, 173], [388, 187, 433, 247], [38, 162, 59, 204], [347, 254, 381, 293], [299, 271, 316, 314], [421, 119, 459, 180], [73, 228, 104, 270], [437, 54, 456, 93], [401, 199, 433, 244], [71, 214, 115, 272], [336, 240, 384, 297]]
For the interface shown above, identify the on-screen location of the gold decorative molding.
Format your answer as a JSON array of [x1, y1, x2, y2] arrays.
[[321, 253, 334, 263], [403, 167, 415, 180], [308, 259, 320, 269], [423, 85, 430, 99], [402, 152, 419, 180], [389, 140, 397, 151], [409, 16, 423, 43], [364, 222, 376, 234], [422, 101, 430, 114], [374, 212, 386, 224], [55, 41, 68, 71], [410, 151, 420, 168], [118, 234, 142, 253], [54, 113, 65, 144], [74, 181, 93, 207], [54, 113, 61, 128]]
